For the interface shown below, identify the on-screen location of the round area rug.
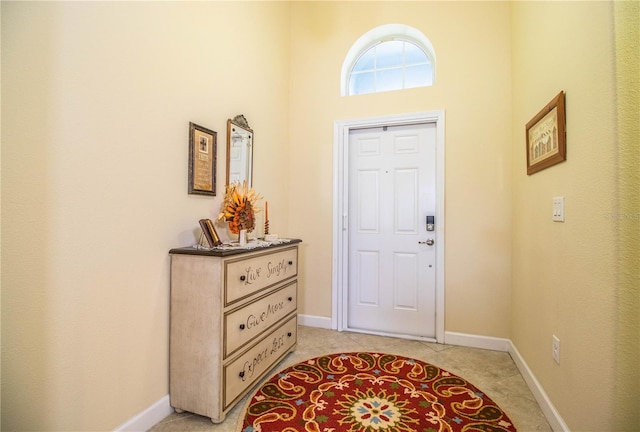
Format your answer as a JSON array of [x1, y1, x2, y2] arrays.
[[239, 352, 517, 432]]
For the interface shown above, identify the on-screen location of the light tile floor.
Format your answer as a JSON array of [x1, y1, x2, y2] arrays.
[[149, 326, 552, 431]]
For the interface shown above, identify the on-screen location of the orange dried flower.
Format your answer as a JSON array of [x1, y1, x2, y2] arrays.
[[218, 180, 261, 234]]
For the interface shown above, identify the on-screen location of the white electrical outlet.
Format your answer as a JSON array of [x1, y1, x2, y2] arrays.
[[552, 197, 565, 222], [552, 335, 561, 364]]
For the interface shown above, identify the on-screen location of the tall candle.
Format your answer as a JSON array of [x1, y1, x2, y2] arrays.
[[265, 201, 269, 221]]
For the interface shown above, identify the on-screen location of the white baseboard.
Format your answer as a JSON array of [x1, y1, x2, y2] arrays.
[[113, 395, 172, 432], [112, 316, 328, 431], [298, 313, 333, 329], [508, 342, 569, 432], [119, 327, 565, 432], [444, 331, 511, 351], [443, 331, 567, 431]]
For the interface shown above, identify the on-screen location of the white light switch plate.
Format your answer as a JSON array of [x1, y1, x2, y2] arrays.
[[553, 197, 565, 222]]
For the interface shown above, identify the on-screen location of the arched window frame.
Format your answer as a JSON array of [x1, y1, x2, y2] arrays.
[[341, 24, 436, 96]]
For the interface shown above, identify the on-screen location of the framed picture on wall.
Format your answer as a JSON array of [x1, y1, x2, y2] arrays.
[[188, 122, 217, 195], [526, 91, 566, 175]]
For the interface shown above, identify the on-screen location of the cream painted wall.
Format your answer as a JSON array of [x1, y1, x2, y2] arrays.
[[1, 2, 289, 430], [511, 1, 638, 430], [3, 1, 637, 431], [288, 1, 514, 338], [612, 2, 640, 429]]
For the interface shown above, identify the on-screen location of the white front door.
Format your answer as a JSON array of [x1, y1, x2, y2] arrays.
[[347, 122, 437, 338]]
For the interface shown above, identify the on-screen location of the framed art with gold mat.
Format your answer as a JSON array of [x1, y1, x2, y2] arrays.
[[188, 122, 217, 195]]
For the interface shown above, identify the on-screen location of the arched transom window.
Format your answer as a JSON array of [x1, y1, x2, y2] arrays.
[[342, 24, 436, 96]]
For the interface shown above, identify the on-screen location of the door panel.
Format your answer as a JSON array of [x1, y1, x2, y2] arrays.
[[355, 250, 380, 306], [394, 252, 418, 310], [395, 168, 418, 233], [356, 170, 380, 232], [348, 123, 436, 338]]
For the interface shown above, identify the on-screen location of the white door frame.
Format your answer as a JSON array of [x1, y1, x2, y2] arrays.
[[332, 110, 445, 343]]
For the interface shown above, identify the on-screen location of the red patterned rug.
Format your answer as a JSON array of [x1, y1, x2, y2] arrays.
[[239, 352, 517, 432]]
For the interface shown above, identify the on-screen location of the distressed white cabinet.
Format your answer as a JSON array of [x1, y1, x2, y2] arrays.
[[169, 240, 301, 423]]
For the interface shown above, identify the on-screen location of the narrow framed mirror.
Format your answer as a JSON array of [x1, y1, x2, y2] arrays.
[[226, 115, 253, 187]]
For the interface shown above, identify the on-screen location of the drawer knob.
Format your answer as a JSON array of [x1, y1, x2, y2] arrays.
[[239, 371, 245, 378], [288, 296, 293, 302], [239, 324, 245, 330], [240, 275, 246, 281], [288, 260, 293, 265], [287, 332, 292, 337]]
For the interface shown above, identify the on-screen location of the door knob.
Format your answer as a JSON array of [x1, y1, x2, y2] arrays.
[[419, 239, 435, 246]]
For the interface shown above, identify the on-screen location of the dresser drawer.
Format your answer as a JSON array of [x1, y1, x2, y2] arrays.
[[223, 316, 297, 409], [224, 281, 297, 358], [224, 246, 298, 306]]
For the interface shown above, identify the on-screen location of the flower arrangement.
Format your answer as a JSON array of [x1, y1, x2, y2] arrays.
[[218, 180, 261, 235]]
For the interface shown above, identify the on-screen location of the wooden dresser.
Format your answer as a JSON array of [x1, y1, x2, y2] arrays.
[[168, 239, 301, 423]]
